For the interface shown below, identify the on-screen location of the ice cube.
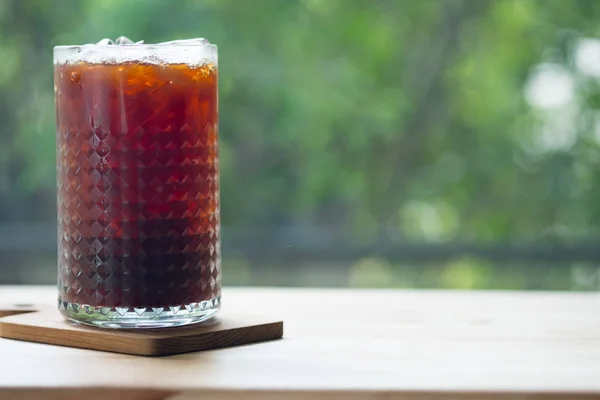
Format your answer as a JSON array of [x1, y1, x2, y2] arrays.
[[158, 38, 210, 45], [97, 38, 114, 45], [115, 36, 134, 45]]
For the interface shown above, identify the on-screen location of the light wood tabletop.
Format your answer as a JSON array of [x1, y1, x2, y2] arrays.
[[1, 286, 600, 399]]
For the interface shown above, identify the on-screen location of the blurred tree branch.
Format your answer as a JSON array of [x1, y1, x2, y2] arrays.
[[377, 0, 494, 222]]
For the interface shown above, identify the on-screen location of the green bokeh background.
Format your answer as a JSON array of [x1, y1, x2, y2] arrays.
[[2, 0, 600, 290]]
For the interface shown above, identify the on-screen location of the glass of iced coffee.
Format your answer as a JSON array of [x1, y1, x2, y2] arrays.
[[54, 38, 220, 328]]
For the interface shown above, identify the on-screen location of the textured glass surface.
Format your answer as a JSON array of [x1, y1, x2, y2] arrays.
[[54, 46, 220, 328]]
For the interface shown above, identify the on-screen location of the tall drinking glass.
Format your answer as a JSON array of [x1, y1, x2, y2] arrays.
[[54, 41, 221, 328]]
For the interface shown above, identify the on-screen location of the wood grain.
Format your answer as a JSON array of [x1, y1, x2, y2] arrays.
[[0, 388, 175, 400], [0, 306, 283, 356], [1, 286, 600, 399], [3, 389, 600, 400]]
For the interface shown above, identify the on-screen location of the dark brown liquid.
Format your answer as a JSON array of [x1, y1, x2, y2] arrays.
[[55, 61, 220, 308]]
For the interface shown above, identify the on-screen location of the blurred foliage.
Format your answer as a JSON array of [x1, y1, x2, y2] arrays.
[[2, 0, 600, 288]]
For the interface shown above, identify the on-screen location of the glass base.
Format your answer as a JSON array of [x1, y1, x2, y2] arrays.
[[58, 296, 221, 329]]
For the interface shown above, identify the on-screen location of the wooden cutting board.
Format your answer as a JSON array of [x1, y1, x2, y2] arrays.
[[0, 304, 283, 356]]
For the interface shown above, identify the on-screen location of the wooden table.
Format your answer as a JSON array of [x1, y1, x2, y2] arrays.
[[1, 286, 599, 399]]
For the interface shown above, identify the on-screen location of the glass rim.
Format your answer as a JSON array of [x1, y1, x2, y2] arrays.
[[53, 43, 218, 65], [53, 43, 218, 51]]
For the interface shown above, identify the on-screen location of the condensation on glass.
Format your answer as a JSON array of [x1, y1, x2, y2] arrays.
[[54, 41, 221, 328]]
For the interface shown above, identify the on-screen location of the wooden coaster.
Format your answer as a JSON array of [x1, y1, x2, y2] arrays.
[[0, 304, 283, 356]]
